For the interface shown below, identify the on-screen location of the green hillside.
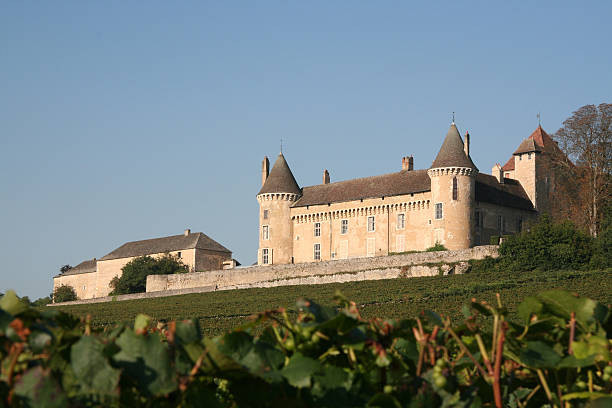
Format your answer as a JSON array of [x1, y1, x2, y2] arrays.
[[54, 267, 611, 336]]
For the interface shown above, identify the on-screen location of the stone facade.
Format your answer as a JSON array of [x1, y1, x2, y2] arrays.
[[257, 123, 550, 265], [53, 230, 232, 300]]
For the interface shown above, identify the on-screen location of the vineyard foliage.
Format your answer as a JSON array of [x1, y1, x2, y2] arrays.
[[1, 288, 611, 407], [54, 267, 612, 337]]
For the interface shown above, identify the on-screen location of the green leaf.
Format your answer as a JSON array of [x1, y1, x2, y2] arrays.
[[313, 365, 349, 390], [571, 336, 610, 362], [0, 290, 28, 316], [29, 330, 53, 354], [537, 290, 608, 331], [175, 320, 200, 345], [240, 340, 285, 382], [367, 392, 402, 408], [134, 314, 151, 331], [13, 366, 67, 408], [281, 353, 321, 388], [0, 309, 13, 335], [517, 296, 542, 323], [114, 329, 177, 396], [519, 341, 562, 368], [71, 335, 120, 395], [394, 338, 419, 362]]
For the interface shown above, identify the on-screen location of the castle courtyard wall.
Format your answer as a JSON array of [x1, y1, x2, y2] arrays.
[[53, 271, 97, 300], [147, 245, 498, 293]]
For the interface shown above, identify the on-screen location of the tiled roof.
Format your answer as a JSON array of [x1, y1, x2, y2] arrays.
[[293, 169, 431, 207], [59, 259, 97, 276], [501, 156, 515, 171], [100, 232, 231, 261], [430, 124, 478, 170], [513, 126, 561, 155], [258, 153, 301, 195], [475, 174, 535, 211]]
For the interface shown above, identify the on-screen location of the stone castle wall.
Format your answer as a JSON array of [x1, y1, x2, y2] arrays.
[[147, 245, 498, 293]]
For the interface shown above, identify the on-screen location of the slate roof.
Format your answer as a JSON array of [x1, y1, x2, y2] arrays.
[[293, 169, 430, 207], [258, 153, 302, 195], [475, 174, 535, 211], [59, 259, 97, 276], [100, 232, 231, 261], [430, 123, 478, 170]]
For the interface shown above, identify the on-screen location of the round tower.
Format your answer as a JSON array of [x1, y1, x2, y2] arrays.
[[256, 153, 301, 265], [427, 123, 478, 250]]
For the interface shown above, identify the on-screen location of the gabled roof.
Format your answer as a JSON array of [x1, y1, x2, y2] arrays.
[[58, 259, 97, 277], [99, 232, 231, 261], [293, 169, 431, 207], [475, 174, 535, 211], [258, 153, 302, 195], [513, 126, 561, 155], [501, 156, 515, 171], [430, 123, 478, 170]]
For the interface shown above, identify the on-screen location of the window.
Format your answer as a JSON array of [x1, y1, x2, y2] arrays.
[[452, 177, 458, 200], [262, 248, 270, 264], [314, 243, 321, 260], [497, 215, 504, 233], [367, 216, 375, 232], [263, 209, 269, 219], [396, 235, 405, 252], [341, 219, 348, 234], [367, 238, 375, 256], [397, 213, 405, 230], [177, 251, 182, 258], [262, 225, 269, 240], [435, 203, 443, 219], [314, 222, 321, 237], [528, 153, 532, 159]]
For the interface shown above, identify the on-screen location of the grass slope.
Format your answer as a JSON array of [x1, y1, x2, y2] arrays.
[[54, 268, 611, 336]]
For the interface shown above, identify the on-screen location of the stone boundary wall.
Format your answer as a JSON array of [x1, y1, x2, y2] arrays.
[[48, 285, 216, 307], [147, 245, 498, 293]]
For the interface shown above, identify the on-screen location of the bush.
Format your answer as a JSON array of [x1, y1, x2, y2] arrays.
[[425, 243, 447, 252], [53, 284, 77, 303], [110, 254, 188, 295], [489, 235, 500, 245], [497, 214, 594, 272]]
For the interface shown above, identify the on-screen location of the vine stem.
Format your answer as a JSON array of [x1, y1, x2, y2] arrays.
[[493, 322, 507, 408], [568, 312, 576, 354], [444, 321, 489, 379], [536, 369, 556, 406]]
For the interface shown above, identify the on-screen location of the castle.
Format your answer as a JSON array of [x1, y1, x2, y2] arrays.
[[256, 122, 559, 265], [54, 121, 560, 300]]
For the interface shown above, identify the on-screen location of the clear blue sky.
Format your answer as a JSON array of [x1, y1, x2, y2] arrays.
[[1, 2, 610, 299]]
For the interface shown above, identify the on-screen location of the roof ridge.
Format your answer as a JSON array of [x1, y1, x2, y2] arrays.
[[301, 169, 428, 190]]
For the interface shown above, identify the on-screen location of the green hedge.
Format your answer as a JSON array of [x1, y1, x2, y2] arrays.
[[1, 288, 611, 407]]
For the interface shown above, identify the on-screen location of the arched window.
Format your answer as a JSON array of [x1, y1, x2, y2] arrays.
[[452, 177, 458, 200]]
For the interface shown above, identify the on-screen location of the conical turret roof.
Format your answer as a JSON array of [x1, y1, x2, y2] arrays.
[[258, 153, 302, 195], [430, 123, 478, 170]]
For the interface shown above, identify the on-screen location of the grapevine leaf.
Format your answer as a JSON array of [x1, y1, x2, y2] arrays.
[[175, 320, 200, 345], [517, 296, 542, 323], [313, 365, 349, 390], [29, 330, 53, 354], [519, 341, 562, 368], [281, 353, 321, 388], [70, 335, 120, 395], [0, 290, 28, 316], [134, 314, 151, 331], [13, 366, 67, 408], [537, 290, 608, 330], [0, 309, 13, 335], [114, 329, 177, 396], [367, 392, 402, 408]]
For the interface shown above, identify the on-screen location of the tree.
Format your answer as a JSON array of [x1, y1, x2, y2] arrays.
[[554, 103, 611, 236], [109, 254, 188, 295], [53, 285, 77, 303], [60, 265, 73, 274]]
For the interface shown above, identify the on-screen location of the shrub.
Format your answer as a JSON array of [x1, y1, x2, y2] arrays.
[[425, 243, 447, 252], [53, 284, 77, 303], [489, 235, 500, 245], [497, 214, 594, 272], [110, 254, 188, 295]]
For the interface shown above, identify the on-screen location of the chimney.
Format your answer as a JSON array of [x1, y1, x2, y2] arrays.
[[464, 131, 470, 157], [184, 229, 191, 236], [323, 169, 330, 184], [491, 164, 504, 184], [261, 156, 269, 186], [402, 156, 414, 171]]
